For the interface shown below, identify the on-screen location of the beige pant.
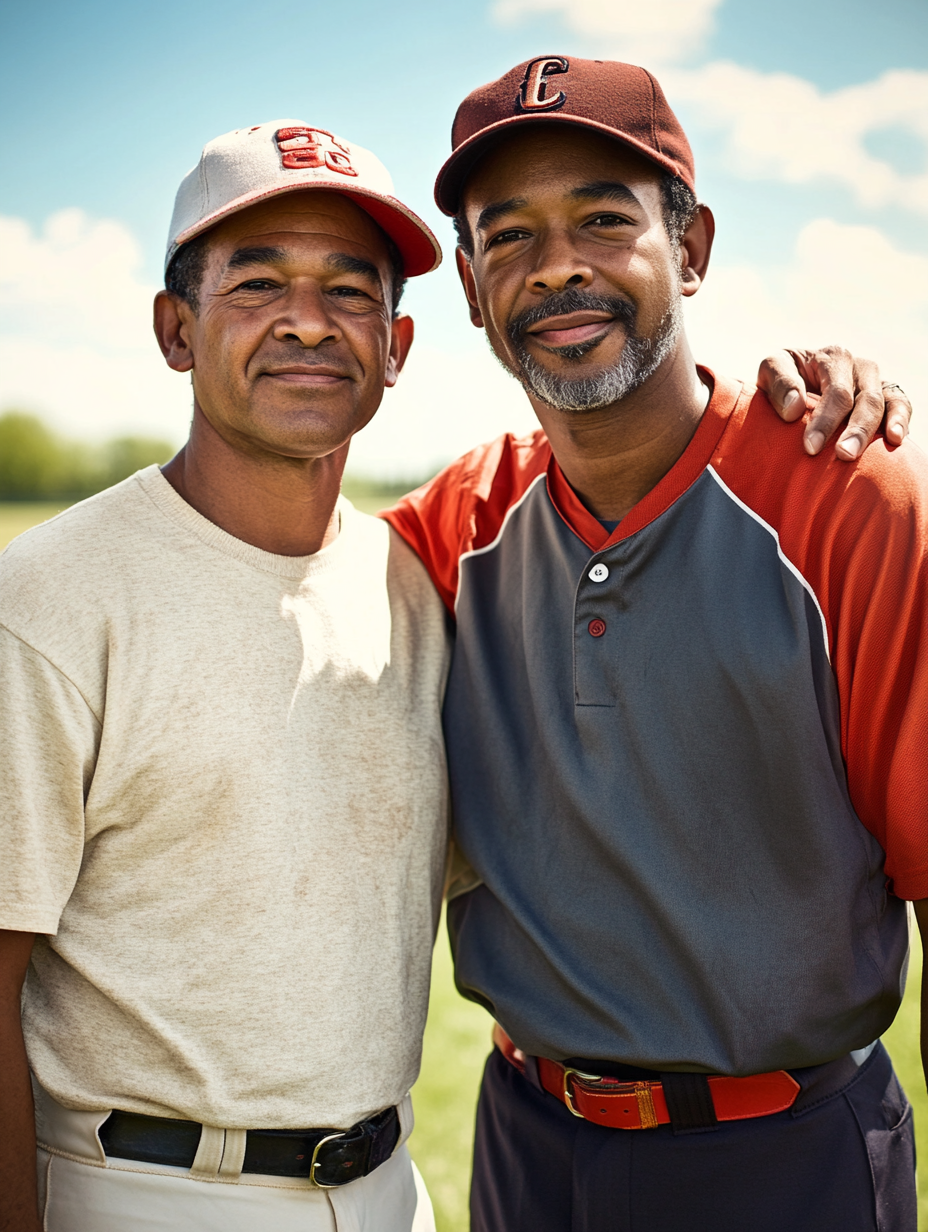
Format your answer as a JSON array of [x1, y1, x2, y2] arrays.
[[34, 1083, 435, 1232]]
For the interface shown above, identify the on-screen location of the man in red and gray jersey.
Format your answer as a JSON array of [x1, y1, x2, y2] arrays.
[[385, 57, 927, 1231]]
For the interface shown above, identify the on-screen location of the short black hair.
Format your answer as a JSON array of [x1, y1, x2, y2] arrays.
[[165, 233, 210, 312], [453, 168, 699, 260], [164, 226, 407, 315]]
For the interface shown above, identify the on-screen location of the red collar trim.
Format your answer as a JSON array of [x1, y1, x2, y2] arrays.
[[545, 369, 748, 551]]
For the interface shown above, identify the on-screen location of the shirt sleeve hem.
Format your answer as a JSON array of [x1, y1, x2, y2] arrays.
[[0, 907, 61, 935], [889, 873, 928, 902]]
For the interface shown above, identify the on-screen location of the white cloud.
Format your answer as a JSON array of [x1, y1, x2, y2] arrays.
[[0, 210, 152, 349], [667, 64, 928, 216], [492, 0, 724, 67], [685, 217, 928, 452], [0, 211, 193, 443]]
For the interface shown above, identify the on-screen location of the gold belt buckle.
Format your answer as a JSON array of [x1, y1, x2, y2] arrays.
[[561, 1066, 604, 1118], [562, 1068, 660, 1129]]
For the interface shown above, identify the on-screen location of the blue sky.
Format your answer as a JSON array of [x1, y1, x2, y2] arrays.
[[1, 0, 926, 475]]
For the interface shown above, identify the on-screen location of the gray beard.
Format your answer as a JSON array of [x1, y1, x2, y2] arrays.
[[507, 295, 683, 413]]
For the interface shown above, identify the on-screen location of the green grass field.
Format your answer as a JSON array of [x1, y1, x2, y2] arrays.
[[2, 501, 925, 1230]]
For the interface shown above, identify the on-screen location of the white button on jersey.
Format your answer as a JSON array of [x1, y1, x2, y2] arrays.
[[589, 563, 609, 583]]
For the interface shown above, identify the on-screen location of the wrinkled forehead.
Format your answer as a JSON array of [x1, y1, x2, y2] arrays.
[[203, 189, 393, 261], [461, 124, 664, 213]]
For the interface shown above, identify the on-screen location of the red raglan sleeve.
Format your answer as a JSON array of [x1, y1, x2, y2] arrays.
[[381, 431, 551, 613], [718, 394, 928, 900]]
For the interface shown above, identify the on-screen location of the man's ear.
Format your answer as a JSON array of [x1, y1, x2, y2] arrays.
[[455, 247, 484, 329], [153, 291, 196, 373], [678, 205, 715, 298], [385, 314, 415, 388]]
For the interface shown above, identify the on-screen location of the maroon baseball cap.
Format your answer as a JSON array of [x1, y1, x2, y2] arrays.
[[435, 55, 695, 216]]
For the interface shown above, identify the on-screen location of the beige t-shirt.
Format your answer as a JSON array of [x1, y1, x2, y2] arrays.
[[0, 467, 450, 1130]]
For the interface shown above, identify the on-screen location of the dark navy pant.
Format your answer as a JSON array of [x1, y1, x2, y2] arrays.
[[471, 1043, 916, 1232]]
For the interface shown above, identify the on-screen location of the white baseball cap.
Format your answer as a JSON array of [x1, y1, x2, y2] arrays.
[[166, 119, 441, 277]]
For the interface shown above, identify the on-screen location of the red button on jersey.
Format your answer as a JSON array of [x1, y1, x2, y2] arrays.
[[588, 619, 607, 638]]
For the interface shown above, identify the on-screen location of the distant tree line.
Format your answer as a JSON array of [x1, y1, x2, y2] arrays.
[[0, 411, 175, 501]]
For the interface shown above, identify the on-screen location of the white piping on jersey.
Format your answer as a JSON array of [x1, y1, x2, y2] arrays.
[[454, 471, 548, 614], [707, 465, 831, 663]]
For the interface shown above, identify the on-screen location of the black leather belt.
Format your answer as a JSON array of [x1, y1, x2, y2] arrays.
[[98, 1104, 400, 1188]]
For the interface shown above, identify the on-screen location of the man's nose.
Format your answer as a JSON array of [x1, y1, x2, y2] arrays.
[[525, 231, 594, 295], [272, 284, 342, 348]]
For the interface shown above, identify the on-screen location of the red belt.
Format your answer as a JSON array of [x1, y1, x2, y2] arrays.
[[493, 1024, 800, 1130]]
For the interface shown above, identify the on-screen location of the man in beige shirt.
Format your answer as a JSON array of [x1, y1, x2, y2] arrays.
[[0, 120, 450, 1232], [0, 116, 910, 1232]]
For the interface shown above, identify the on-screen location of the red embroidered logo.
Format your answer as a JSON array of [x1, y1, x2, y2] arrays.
[[275, 128, 358, 177], [517, 57, 569, 112]]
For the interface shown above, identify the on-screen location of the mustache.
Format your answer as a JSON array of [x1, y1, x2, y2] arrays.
[[254, 345, 358, 377], [507, 289, 638, 357]]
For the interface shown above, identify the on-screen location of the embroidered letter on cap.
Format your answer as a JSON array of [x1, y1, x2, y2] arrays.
[[517, 57, 569, 113], [275, 128, 359, 177]]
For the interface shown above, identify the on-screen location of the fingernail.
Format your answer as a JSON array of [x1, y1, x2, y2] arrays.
[[840, 436, 861, 459], [783, 390, 802, 415], [805, 430, 825, 454]]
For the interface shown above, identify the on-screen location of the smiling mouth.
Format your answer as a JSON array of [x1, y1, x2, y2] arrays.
[[524, 311, 617, 350], [261, 368, 349, 385]]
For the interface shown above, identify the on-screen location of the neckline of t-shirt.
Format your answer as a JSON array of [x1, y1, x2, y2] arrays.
[[545, 368, 748, 552], [134, 466, 357, 578]]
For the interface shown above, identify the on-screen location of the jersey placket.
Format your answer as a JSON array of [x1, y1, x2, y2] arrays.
[[573, 547, 623, 707]]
